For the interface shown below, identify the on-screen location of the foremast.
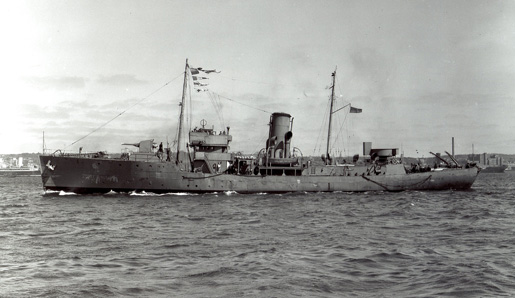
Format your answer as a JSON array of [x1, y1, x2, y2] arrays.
[[176, 59, 189, 166], [325, 67, 337, 165]]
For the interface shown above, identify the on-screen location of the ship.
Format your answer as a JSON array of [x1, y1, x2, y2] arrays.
[[476, 153, 507, 173], [0, 164, 40, 177], [39, 60, 479, 194], [479, 165, 507, 173]]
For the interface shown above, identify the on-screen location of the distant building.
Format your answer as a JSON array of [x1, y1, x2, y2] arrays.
[[0, 155, 34, 168], [479, 153, 503, 166]]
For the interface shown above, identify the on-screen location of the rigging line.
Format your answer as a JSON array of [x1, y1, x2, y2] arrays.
[[334, 110, 349, 150], [313, 97, 331, 153], [216, 94, 272, 114], [313, 95, 331, 155], [216, 93, 225, 127], [333, 76, 354, 156], [216, 94, 225, 127], [207, 93, 218, 126], [66, 72, 184, 149], [209, 91, 225, 128], [252, 130, 270, 154], [344, 114, 351, 157]]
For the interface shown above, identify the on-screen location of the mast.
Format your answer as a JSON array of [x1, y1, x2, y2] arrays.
[[325, 67, 337, 165], [176, 58, 189, 165]]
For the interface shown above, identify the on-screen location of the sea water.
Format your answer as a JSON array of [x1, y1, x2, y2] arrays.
[[1, 173, 514, 297]]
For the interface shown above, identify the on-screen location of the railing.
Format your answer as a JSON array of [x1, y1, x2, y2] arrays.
[[43, 148, 170, 164]]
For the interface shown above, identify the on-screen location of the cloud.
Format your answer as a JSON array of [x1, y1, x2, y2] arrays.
[[24, 76, 87, 90], [96, 74, 148, 86], [18, 94, 180, 153], [5, 0, 515, 156]]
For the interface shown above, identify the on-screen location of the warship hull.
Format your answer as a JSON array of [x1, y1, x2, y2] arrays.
[[40, 155, 479, 194]]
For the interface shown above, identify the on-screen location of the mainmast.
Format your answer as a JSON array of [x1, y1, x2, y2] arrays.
[[325, 67, 337, 165], [176, 58, 189, 165]]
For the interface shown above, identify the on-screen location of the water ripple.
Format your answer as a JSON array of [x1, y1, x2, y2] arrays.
[[1, 174, 515, 297]]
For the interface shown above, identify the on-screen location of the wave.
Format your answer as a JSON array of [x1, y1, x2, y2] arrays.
[[58, 190, 77, 196]]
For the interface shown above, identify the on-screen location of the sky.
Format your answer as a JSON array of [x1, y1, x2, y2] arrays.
[[1, 0, 515, 157]]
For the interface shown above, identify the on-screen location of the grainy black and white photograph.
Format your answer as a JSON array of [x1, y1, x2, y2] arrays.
[[1, 0, 515, 297]]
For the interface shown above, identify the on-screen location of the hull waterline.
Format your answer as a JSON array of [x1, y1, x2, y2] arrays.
[[40, 155, 479, 194]]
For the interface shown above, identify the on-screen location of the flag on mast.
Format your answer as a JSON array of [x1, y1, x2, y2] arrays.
[[190, 67, 221, 74], [198, 67, 220, 74], [350, 106, 362, 113]]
